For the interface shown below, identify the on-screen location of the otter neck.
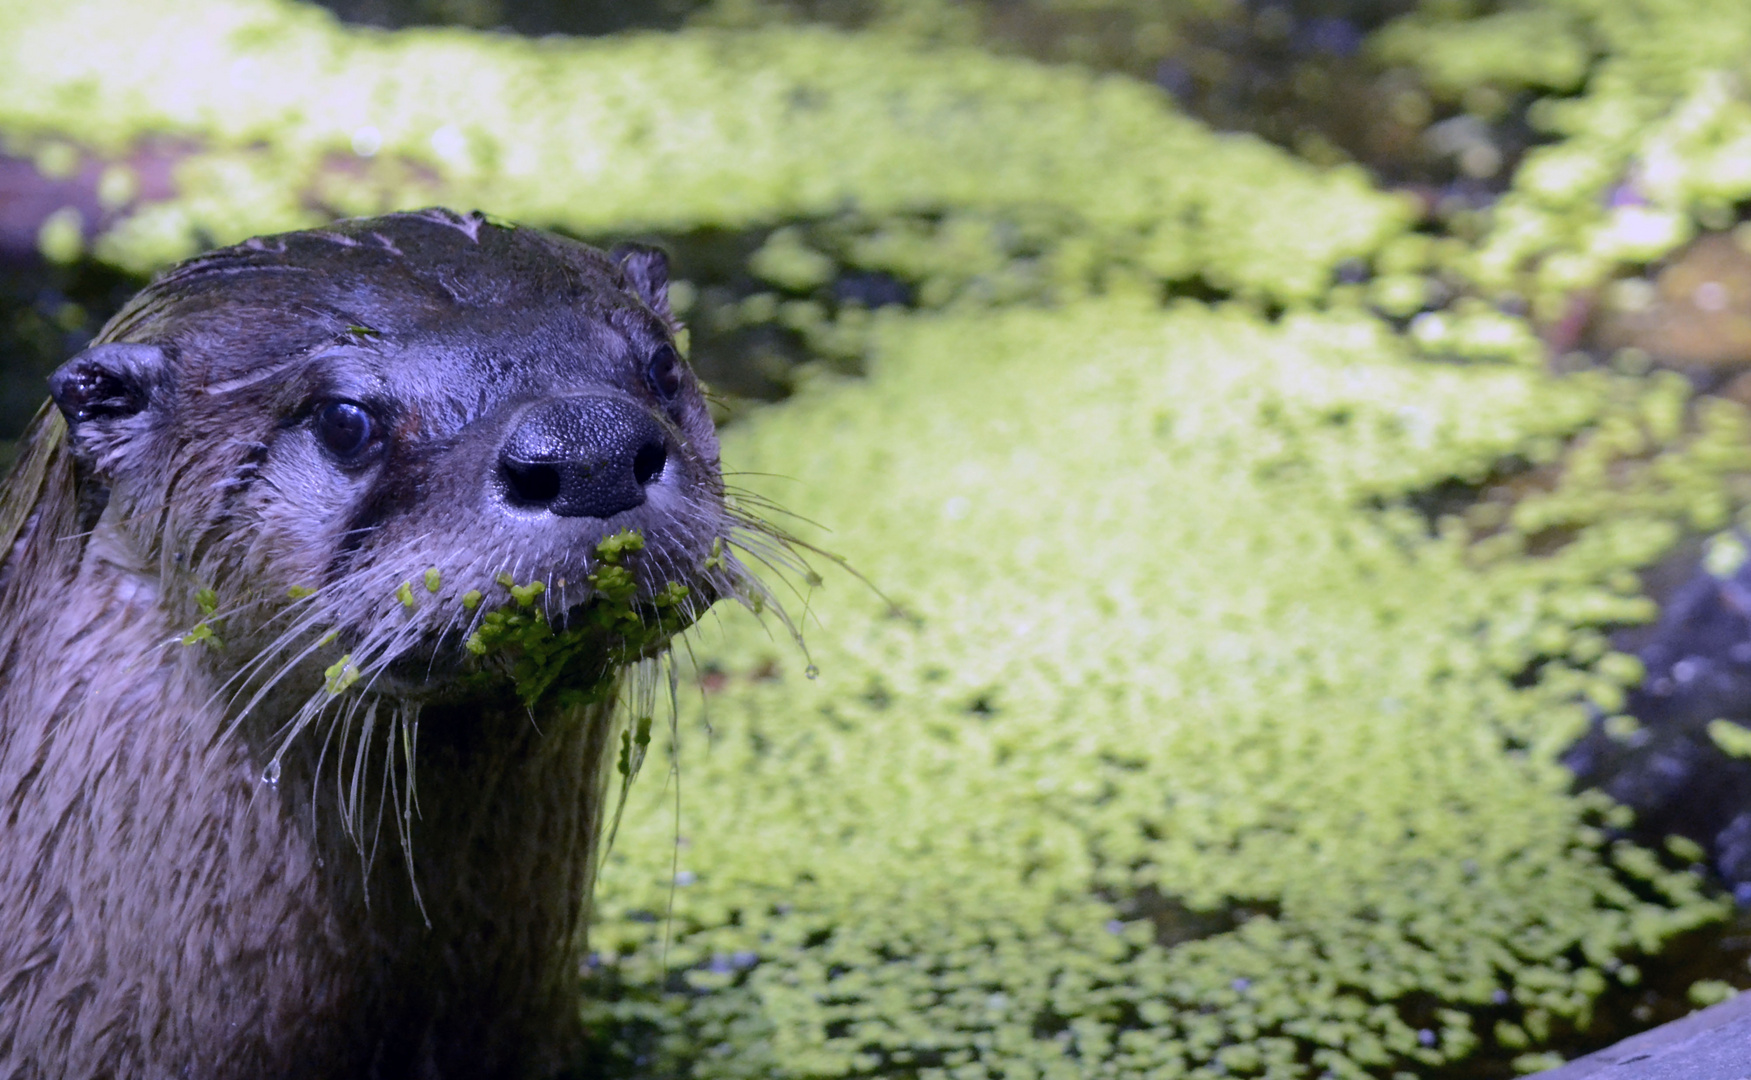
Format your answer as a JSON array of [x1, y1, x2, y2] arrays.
[[0, 513, 616, 1077]]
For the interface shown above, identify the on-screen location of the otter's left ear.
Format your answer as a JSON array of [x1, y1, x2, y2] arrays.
[[50, 342, 169, 427], [612, 244, 672, 322]]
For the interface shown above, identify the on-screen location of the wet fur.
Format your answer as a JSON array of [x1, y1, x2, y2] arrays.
[[0, 211, 764, 1078]]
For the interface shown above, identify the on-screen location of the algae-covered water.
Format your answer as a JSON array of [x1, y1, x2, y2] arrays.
[[8, 1, 1751, 1075]]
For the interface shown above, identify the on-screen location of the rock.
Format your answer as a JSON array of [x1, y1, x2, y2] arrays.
[[1536, 990, 1751, 1079]]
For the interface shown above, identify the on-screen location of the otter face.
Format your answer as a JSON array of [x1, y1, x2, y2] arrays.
[[49, 210, 756, 720]]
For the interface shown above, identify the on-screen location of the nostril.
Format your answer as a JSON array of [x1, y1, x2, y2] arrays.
[[503, 460, 563, 506], [632, 440, 666, 487]]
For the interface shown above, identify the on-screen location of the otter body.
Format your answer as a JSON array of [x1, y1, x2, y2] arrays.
[[0, 210, 742, 1077]]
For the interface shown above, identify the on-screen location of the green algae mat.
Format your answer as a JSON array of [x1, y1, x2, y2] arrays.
[[1375, 0, 1751, 319], [10, 0, 1751, 1076], [586, 303, 1746, 1078], [0, 0, 1398, 297]]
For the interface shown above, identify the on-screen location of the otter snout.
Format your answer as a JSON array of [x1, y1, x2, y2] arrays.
[[496, 395, 668, 519]]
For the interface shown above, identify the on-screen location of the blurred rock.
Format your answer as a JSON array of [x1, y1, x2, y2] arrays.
[[1595, 233, 1751, 369], [1567, 532, 1751, 895], [1535, 988, 1751, 1079]]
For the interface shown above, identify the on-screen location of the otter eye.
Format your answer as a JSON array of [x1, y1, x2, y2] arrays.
[[315, 401, 376, 460], [646, 343, 683, 401]]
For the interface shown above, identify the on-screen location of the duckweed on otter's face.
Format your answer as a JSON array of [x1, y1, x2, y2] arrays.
[[586, 301, 1748, 1078], [461, 531, 697, 710]]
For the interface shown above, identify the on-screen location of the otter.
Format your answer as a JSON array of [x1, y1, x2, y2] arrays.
[[0, 209, 762, 1078]]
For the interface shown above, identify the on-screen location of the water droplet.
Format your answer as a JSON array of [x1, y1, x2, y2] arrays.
[[262, 759, 281, 785], [351, 126, 382, 157], [804, 664, 819, 680]]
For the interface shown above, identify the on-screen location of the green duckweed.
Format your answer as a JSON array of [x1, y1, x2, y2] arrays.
[[1706, 719, 1751, 760], [180, 622, 220, 649], [585, 299, 1745, 1077], [324, 654, 361, 694], [0, 0, 1403, 300], [462, 531, 686, 710], [1378, 0, 1751, 314]]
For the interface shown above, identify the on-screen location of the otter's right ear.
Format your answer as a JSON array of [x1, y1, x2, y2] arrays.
[[50, 343, 168, 427]]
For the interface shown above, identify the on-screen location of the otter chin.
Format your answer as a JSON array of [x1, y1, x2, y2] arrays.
[[0, 209, 762, 1078]]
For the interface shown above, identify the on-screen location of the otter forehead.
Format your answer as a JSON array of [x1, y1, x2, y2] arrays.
[[120, 210, 671, 395], [156, 208, 634, 316]]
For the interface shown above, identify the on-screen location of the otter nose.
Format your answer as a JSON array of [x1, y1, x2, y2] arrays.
[[497, 396, 668, 518]]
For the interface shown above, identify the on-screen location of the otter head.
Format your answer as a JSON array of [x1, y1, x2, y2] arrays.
[[48, 209, 753, 742]]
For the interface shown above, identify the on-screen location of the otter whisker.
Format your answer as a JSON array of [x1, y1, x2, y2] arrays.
[[211, 585, 392, 736], [349, 697, 381, 869], [199, 573, 360, 701], [722, 485, 831, 533], [329, 693, 367, 840], [385, 705, 428, 927], [364, 701, 396, 896], [311, 689, 351, 833]]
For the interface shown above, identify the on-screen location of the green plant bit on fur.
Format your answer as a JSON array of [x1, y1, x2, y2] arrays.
[[702, 537, 725, 572], [286, 584, 315, 600], [461, 589, 482, 610], [587, 564, 635, 605], [462, 603, 617, 708], [616, 715, 654, 779], [596, 529, 645, 565], [460, 536, 684, 709], [423, 567, 441, 593], [395, 581, 416, 610], [324, 654, 360, 695], [194, 587, 217, 616], [180, 623, 219, 649]]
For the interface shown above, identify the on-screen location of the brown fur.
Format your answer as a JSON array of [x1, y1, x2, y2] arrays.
[[0, 210, 758, 1078]]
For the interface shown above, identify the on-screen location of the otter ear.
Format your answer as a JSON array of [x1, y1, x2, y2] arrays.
[[50, 342, 168, 427], [612, 243, 672, 322]]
